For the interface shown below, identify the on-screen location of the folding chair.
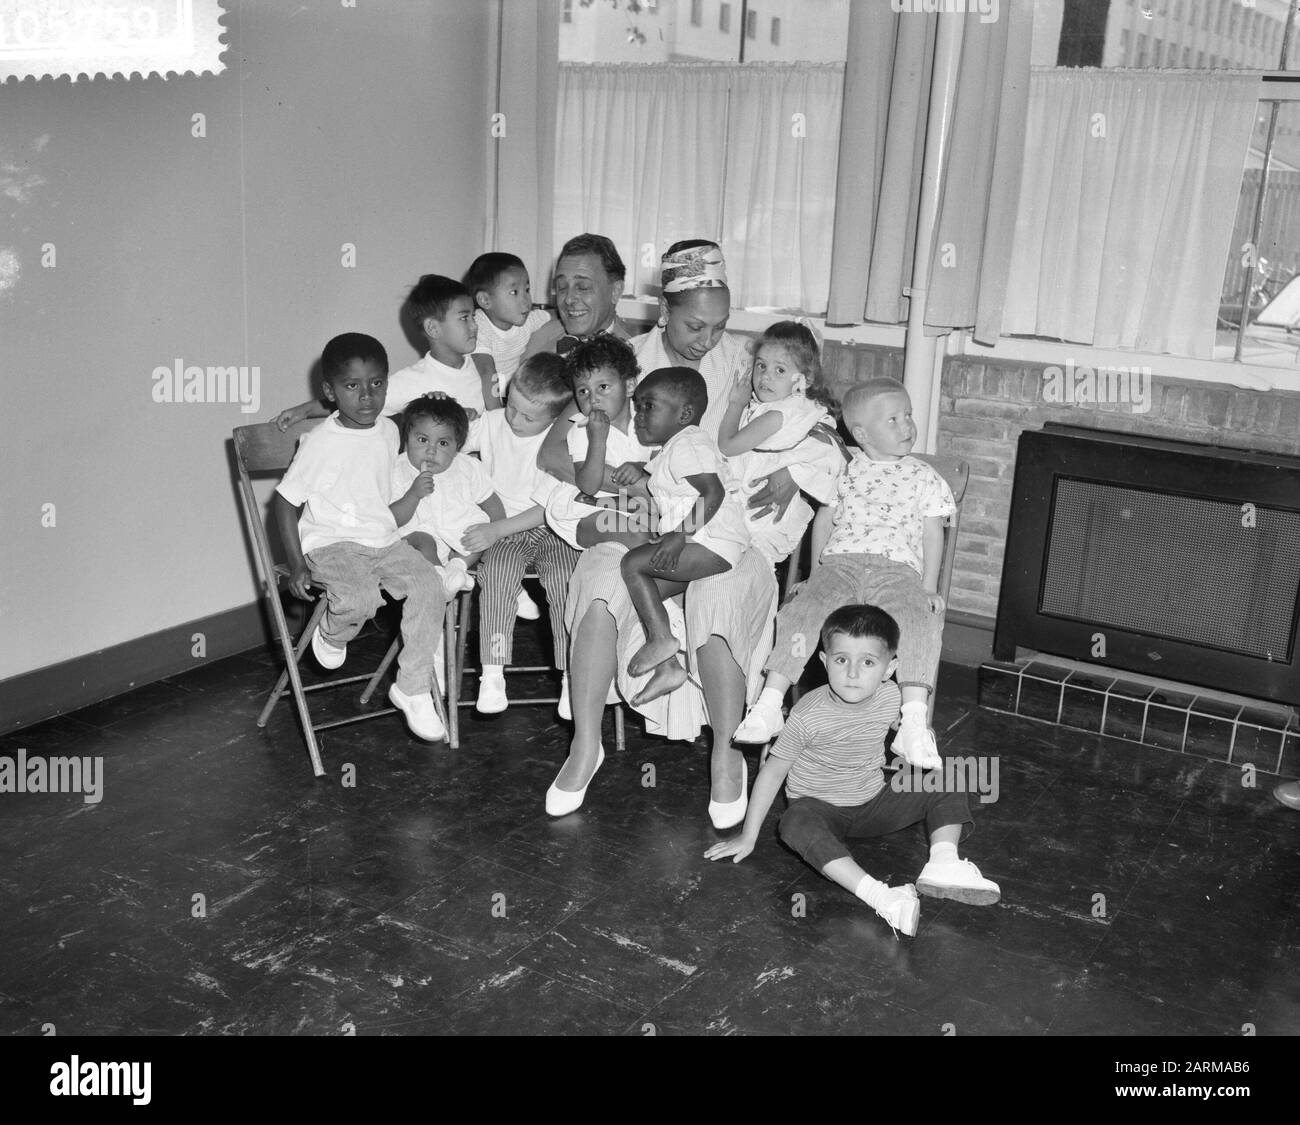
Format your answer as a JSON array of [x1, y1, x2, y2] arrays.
[[785, 453, 970, 724], [233, 420, 451, 777]]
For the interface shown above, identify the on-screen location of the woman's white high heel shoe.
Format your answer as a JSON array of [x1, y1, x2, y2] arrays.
[[708, 758, 748, 830], [545, 746, 606, 817]]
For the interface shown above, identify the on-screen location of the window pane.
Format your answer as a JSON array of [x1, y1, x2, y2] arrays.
[[1218, 102, 1300, 364], [1036, 0, 1295, 70], [558, 0, 848, 63]]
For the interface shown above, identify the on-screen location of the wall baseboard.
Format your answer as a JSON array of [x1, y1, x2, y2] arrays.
[[1, 602, 269, 735]]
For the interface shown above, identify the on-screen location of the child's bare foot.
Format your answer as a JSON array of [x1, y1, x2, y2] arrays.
[[629, 636, 679, 676], [631, 658, 688, 706]]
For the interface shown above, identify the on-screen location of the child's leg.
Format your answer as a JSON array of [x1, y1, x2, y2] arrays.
[[763, 555, 864, 685], [868, 563, 944, 703], [532, 529, 580, 672], [778, 796, 920, 935], [477, 530, 532, 669], [866, 563, 945, 767], [736, 555, 864, 742], [373, 541, 448, 696], [576, 508, 656, 549], [914, 794, 999, 905], [304, 543, 385, 651], [622, 543, 729, 674]]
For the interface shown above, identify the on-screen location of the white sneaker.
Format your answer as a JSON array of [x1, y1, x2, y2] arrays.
[[557, 672, 572, 721], [388, 684, 446, 742], [516, 589, 540, 620], [894, 721, 943, 770], [916, 859, 1000, 906], [874, 884, 921, 937], [734, 702, 784, 744], [476, 673, 509, 714], [311, 627, 347, 670]]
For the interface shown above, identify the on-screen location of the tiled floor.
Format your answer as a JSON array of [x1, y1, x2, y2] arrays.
[[2, 621, 1299, 1036]]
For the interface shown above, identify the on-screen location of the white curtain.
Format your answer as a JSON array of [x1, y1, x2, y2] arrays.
[[555, 62, 842, 312], [1002, 69, 1259, 358]]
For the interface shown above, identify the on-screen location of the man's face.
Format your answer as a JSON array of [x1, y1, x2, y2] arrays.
[[554, 252, 620, 338]]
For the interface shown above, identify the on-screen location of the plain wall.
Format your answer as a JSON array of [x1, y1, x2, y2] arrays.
[[0, 0, 492, 683]]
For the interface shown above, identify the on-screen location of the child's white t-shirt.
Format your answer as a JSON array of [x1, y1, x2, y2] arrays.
[[474, 309, 552, 392], [565, 412, 656, 489], [824, 453, 956, 575], [742, 394, 830, 451], [647, 426, 749, 552], [464, 410, 550, 519], [386, 352, 486, 416], [276, 415, 401, 554], [391, 452, 495, 555]]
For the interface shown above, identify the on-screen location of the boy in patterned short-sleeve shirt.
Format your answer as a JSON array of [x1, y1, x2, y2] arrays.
[[734, 380, 955, 770]]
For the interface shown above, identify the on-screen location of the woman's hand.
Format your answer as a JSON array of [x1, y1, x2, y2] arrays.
[[746, 467, 799, 520], [926, 592, 946, 616]]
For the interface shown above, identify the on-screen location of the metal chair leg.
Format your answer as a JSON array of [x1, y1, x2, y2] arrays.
[[360, 636, 401, 705], [259, 600, 327, 729], [263, 590, 327, 777], [614, 703, 625, 753], [445, 601, 460, 748]]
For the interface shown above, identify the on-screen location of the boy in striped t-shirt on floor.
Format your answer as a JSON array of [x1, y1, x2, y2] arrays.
[[705, 605, 999, 937]]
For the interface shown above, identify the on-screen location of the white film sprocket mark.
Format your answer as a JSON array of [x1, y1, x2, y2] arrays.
[[0, 0, 226, 82]]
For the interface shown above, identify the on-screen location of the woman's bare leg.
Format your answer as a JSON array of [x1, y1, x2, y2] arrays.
[[553, 602, 617, 792], [697, 636, 746, 804]]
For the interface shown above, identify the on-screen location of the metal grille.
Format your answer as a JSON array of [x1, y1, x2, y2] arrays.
[[1041, 479, 1300, 661]]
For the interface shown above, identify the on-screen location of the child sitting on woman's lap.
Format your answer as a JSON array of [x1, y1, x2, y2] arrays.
[[718, 320, 834, 470], [620, 367, 749, 705], [538, 336, 657, 551]]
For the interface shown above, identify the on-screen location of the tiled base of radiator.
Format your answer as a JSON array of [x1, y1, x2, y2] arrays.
[[978, 658, 1300, 777]]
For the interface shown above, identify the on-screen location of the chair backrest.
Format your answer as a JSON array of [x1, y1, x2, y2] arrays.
[[910, 453, 970, 609], [232, 418, 321, 476], [911, 453, 969, 508], [231, 419, 323, 593]]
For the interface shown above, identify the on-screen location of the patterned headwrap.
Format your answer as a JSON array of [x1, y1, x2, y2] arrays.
[[661, 244, 728, 293]]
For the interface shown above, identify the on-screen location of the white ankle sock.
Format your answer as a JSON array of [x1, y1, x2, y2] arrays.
[[854, 873, 891, 911], [929, 841, 959, 864], [481, 663, 505, 682], [900, 700, 928, 725], [756, 687, 784, 713]]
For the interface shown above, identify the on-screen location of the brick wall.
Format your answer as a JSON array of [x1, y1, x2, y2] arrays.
[[937, 356, 1300, 620], [649, 332, 1300, 624]]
